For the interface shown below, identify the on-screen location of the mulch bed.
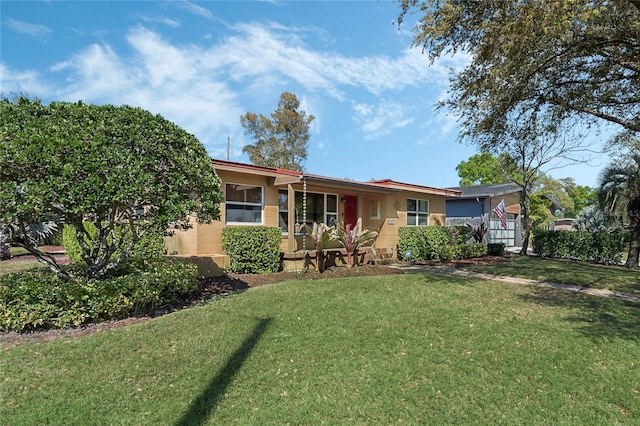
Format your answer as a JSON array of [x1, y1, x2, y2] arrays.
[[0, 254, 513, 347]]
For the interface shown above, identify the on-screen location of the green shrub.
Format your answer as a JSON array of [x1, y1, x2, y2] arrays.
[[222, 226, 282, 274], [63, 224, 165, 264], [487, 243, 506, 256], [0, 257, 197, 332], [453, 243, 486, 259], [62, 223, 93, 262], [399, 226, 482, 261], [532, 229, 626, 264], [450, 225, 473, 245]]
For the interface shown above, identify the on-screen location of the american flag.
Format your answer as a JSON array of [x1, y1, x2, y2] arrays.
[[492, 199, 507, 230]]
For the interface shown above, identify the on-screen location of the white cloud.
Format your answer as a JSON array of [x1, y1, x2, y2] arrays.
[[3, 21, 466, 157], [352, 99, 414, 140], [51, 43, 131, 100], [178, 1, 213, 19], [0, 63, 51, 96], [139, 15, 181, 28], [6, 19, 52, 38], [126, 27, 198, 87]]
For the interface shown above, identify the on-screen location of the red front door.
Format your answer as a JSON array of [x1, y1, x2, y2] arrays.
[[344, 195, 358, 227]]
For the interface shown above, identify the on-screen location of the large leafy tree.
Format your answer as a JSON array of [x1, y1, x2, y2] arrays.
[[0, 98, 223, 280], [558, 178, 597, 218], [455, 152, 514, 186], [397, 0, 640, 140], [598, 138, 640, 267], [241, 92, 315, 171]]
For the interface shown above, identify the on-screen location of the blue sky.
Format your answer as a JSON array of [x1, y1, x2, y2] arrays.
[[1, 0, 610, 188]]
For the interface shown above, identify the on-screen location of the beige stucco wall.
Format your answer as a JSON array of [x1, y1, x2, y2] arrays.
[[490, 192, 521, 215]]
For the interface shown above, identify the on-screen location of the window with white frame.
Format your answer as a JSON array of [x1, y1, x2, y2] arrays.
[[293, 191, 338, 228], [407, 198, 429, 226], [225, 183, 263, 224]]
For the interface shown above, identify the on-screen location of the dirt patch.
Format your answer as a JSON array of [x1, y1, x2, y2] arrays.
[[1, 245, 69, 268]]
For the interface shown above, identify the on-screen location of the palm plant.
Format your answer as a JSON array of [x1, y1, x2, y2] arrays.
[[335, 219, 379, 267], [0, 220, 59, 266], [573, 204, 620, 232], [466, 216, 488, 244], [303, 222, 337, 272], [598, 152, 640, 267]]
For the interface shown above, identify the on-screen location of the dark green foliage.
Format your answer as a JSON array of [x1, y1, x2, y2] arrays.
[[456, 152, 517, 186], [487, 243, 506, 256], [241, 92, 315, 171], [0, 98, 222, 280], [0, 258, 197, 332], [399, 226, 484, 261], [453, 243, 486, 259], [63, 224, 165, 264], [222, 226, 282, 274], [450, 225, 472, 245], [598, 141, 640, 267], [532, 230, 627, 264]]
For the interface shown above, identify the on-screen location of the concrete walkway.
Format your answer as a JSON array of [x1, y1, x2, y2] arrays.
[[391, 264, 640, 304]]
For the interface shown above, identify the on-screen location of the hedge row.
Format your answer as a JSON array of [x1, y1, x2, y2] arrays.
[[0, 257, 198, 332], [532, 229, 627, 264], [222, 226, 282, 274], [398, 226, 485, 261]]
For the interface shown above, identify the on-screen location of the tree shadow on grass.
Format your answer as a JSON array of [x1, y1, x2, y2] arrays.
[[175, 317, 272, 426], [518, 287, 640, 342], [416, 270, 475, 286]]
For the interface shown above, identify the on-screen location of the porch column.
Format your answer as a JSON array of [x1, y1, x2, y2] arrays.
[[287, 183, 295, 253]]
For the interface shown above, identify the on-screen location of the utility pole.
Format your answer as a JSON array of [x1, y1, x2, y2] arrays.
[[227, 136, 230, 161]]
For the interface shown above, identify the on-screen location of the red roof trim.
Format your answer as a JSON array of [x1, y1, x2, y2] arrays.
[[211, 158, 301, 177], [369, 179, 462, 196]]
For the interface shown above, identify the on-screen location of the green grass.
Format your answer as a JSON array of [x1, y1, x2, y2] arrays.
[[2, 272, 639, 424], [465, 256, 640, 295], [0, 261, 43, 275], [1, 248, 43, 275], [9, 247, 30, 257]]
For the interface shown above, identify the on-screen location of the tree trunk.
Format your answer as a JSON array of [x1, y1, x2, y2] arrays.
[[519, 190, 532, 256], [625, 214, 640, 268], [316, 250, 325, 273]]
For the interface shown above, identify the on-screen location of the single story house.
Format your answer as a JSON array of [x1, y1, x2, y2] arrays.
[[445, 183, 522, 247], [165, 159, 461, 274]]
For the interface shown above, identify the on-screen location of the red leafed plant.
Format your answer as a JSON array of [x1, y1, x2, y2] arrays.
[[335, 219, 378, 267]]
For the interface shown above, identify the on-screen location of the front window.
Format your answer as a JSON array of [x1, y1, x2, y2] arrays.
[[225, 183, 263, 224], [407, 198, 429, 226], [279, 190, 288, 233], [294, 191, 338, 228]]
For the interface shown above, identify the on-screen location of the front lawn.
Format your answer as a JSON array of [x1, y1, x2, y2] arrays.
[[464, 255, 640, 295], [2, 272, 638, 424]]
